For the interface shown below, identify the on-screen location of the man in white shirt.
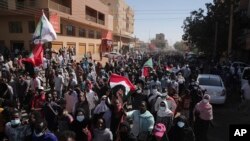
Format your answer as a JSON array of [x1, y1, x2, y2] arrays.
[[30, 74, 41, 92], [54, 71, 64, 98]]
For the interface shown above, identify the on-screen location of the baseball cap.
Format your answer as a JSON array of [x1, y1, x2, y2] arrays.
[[152, 123, 166, 138]]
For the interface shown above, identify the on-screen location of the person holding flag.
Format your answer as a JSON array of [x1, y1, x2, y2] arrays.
[[22, 10, 57, 75]]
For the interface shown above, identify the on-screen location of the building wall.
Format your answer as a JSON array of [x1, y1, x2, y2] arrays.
[[0, 15, 34, 50], [100, 0, 134, 36], [0, 0, 112, 55]]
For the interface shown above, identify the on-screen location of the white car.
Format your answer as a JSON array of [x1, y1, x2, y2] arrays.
[[230, 61, 248, 76], [241, 67, 250, 87], [197, 74, 226, 104], [103, 52, 122, 59]]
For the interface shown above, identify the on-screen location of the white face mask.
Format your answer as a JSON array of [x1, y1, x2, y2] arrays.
[[136, 89, 142, 93], [152, 89, 157, 93], [203, 99, 209, 104], [34, 131, 44, 137], [76, 115, 85, 122], [143, 90, 150, 96], [11, 119, 21, 126], [177, 121, 185, 128], [159, 106, 166, 111]]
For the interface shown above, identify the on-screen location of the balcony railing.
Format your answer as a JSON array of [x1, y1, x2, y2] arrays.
[[15, 0, 43, 9], [86, 15, 105, 26], [86, 15, 97, 23], [49, 0, 71, 14], [97, 19, 105, 25]]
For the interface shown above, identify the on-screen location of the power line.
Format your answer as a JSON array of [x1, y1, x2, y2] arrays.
[[0, 1, 191, 16], [0, 4, 186, 21]]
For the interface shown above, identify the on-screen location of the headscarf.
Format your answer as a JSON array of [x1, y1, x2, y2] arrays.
[[195, 94, 213, 120], [93, 96, 109, 114], [157, 100, 173, 117]]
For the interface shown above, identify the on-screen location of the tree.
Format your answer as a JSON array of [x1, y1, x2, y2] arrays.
[[174, 41, 188, 52], [182, 1, 235, 59]]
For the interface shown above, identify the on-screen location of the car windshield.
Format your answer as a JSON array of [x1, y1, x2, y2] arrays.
[[242, 69, 250, 79], [198, 77, 222, 87]]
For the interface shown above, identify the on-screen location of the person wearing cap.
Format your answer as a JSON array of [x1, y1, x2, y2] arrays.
[[193, 94, 213, 141], [156, 101, 174, 132], [168, 115, 195, 141], [31, 87, 46, 113], [149, 123, 169, 141]]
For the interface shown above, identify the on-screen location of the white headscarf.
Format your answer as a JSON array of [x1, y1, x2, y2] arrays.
[[157, 100, 173, 117], [93, 99, 109, 114]]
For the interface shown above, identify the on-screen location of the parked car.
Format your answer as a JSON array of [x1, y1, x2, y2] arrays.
[[229, 61, 249, 76], [197, 74, 226, 104], [103, 52, 122, 59], [241, 67, 250, 87]]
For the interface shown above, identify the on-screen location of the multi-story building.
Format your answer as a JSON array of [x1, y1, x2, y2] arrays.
[[0, 0, 113, 57], [100, 0, 134, 51], [151, 33, 169, 49]]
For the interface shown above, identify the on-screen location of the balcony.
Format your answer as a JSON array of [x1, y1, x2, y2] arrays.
[[86, 15, 97, 23], [49, 0, 71, 14], [97, 19, 105, 25]]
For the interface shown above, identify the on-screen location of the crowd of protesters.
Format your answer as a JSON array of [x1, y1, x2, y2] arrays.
[[0, 48, 224, 141]]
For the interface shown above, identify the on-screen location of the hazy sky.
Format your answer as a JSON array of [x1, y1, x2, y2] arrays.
[[125, 0, 213, 46]]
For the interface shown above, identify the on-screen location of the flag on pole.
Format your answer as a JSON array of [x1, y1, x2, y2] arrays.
[[110, 73, 136, 95], [143, 58, 153, 68], [22, 43, 44, 66], [142, 58, 153, 77], [33, 12, 57, 44]]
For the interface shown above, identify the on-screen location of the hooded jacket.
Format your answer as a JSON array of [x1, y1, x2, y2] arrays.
[[127, 110, 155, 137]]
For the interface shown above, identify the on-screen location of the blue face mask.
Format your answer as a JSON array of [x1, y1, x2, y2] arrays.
[[177, 121, 185, 128], [76, 115, 85, 122], [159, 106, 166, 111]]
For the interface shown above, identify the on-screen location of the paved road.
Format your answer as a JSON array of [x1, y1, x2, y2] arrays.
[[207, 85, 250, 141]]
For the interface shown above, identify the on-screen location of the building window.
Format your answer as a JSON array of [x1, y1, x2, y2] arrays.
[[9, 21, 22, 33], [79, 28, 86, 37], [88, 30, 95, 38], [66, 25, 75, 36], [28, 21, 35, 33], [96, 31, 101, 39], [0, 0, 8, 9]]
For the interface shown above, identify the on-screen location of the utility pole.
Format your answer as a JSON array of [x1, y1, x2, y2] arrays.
[[134, 35, 136, 49], [119, 29, 121, 52], [213, 21, 218, 59], [228, 1, 233, 57]]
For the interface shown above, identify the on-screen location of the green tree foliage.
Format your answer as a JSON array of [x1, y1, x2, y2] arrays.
[[182, 1, 238, 58], [174, 41, 188, 52]]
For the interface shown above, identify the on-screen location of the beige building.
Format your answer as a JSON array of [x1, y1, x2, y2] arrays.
[[151, 33, 169, 49], [0, 0, 113, 57], [100, 0, 134, 51]]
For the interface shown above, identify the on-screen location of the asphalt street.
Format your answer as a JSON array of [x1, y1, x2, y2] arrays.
[[207, 84, 250, 141]]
